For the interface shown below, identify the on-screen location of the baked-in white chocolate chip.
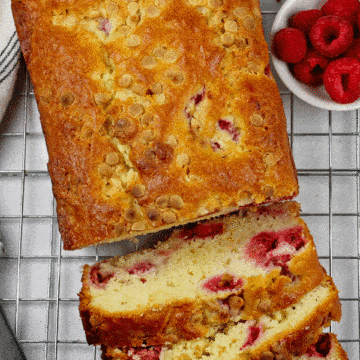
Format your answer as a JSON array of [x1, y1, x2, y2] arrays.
[[126, 35, 141, 47], [169, 195, 184, 209], [249, 114, 264, 126], [150, 82, 163, 94], [162, 210, 177, 224], [164, 49, 178, 63], [118, 74, 133, 88], [106, 152, 120, 165], [131, 221, 146, 231], [209, 0, 223, 7], [146, 5, 160, 17], [224, 20, 238, 33], [242, 15, 256, 31], [177, 153, 190, 167], [131, 184, 146, 198], [221, 33, 234, 46], [166, 134, 177, 147], [128, 104, 145, 116], [127, 2, 139, 15], [155, 195, 169, 208], [153, 46, 167, 57], [141, 56, 157, 69]]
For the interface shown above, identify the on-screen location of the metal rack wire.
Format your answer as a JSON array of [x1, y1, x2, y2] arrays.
[[0, 2, 359, 359]]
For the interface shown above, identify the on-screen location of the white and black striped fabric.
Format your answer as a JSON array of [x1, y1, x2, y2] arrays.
[[0, 0, 20, 120]]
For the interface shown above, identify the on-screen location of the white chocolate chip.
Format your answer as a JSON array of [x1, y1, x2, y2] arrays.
[[221, 33, 234, 46], [162, 211, 177, 224], [132, 83, 146, 96], [224, 20, 238, 33], [250, 114, 264, 126], [242, 15, 256, 31], [150, 82, 163, 95], [209, 0, 223, 7], [153, 46, 167, 57], [156, 94, 166, 104], [118, 74, 133, 88], [169, 195, 184, 209], [177, 153, 190, 167], [233, 7, 247, 18], [164, 49, 178, 63], [131, 221, 146, 231], [99, 163, 113, 177], [141, 56, 157, 69], [166, 134, 177, 147], [128, 104, 145, 116], [106, 152, 120, 165], [131, 184, 146, 198], [119, 25, 131, 35], [106, 2, 119, 15], [146, 5, 160, 17], [126, 35, 141, 47], [155, 195, 169, 208], [127, 2, 139, 15]]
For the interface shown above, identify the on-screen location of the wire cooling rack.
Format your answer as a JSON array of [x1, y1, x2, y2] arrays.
[[0, 1, 359, 359]]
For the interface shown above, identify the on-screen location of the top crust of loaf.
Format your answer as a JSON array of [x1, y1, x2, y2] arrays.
[[12, 0, 298, 250]]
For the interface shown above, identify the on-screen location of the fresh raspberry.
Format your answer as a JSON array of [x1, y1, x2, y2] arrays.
[[343, 39, 360, 60], [310, 16, 354, 58], [289, 9, 323, 35], [321, 0, 360, 24], [323, 57, 360, 103], [293, 50, 329, 86], [272, 28, 307, 63]]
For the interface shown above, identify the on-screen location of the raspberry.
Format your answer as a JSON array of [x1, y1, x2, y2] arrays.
[[203, 274, 243, 293], [289, 9, 323, 35], [343, 39, 360, 60], [321, 0, 360, 24], [240, 325, 262, 350], [179, 222, 224, 240], [127, 261, 155, 275], [272, 28, 307, 63], [323, 57, 360, 103], [310, 15, 354, 58], [292, 50, 329, 86]]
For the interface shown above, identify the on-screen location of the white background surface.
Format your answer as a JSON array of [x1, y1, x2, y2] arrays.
[[0, 0, 359, 359]]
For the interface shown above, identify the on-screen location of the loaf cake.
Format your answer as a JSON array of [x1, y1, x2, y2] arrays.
[[12, 0, 299, 250], [79, 201, 326, 348], [99, 276, 342, 360]]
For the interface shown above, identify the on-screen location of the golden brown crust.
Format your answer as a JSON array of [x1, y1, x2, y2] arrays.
[[12, 0, 298, 250], [78, 201, 326, 348]]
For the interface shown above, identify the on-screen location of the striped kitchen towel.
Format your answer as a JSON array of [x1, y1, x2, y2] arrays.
[[0, 0, 20, 121]]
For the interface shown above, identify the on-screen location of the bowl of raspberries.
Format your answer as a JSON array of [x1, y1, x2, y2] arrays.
[[271, 0, 360, 110]]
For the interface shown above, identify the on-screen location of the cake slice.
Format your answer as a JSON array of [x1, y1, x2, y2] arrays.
[[79, 201, 325, 348], [12, 0, 298, 250], [99, 277, 342, 360]]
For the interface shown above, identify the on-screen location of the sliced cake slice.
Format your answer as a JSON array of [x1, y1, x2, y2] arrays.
[[79, 201, 325, 348], [99, 276, 342, 360]]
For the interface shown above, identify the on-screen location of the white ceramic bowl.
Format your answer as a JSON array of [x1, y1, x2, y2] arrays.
[[270, 0, 360, 111]]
